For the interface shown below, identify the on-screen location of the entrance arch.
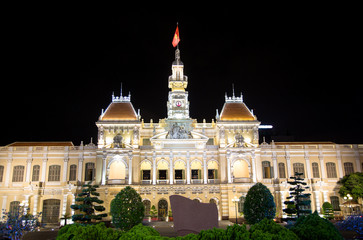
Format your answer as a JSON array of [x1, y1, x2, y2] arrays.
[[42, 199, 60, 224], [158, 199, 168, 221], [109, 161, 126, 180]]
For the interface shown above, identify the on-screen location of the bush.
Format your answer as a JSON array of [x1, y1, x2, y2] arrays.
[[290, 211, 343, 240], [56, 222, 122, 240], [322, 202, 334, 220], [119, 223, 164, 240], [336, 214, 363, 236], [110, 186, 145, 231], [249, 218, 299, 240], [243, 182, 276, 224]]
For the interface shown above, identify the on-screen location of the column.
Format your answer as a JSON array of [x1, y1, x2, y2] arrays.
[[169, 152, 173, 184], [272, 152, 278, 179], [304, 151, 311, 179], [285, 149, 291, 178], [4, 153, 13, 187], [336, 148, 343, 178], [32, 194, 39, 216], [186, 151, 191, 184], [62, 155, 69, 183], [24, 195, 29, 214], [128, 152, 133, 185], [1, 196, 8, 219], [25, 153, 32, 183], [354, 146, 361, 172], [77, 153, 84, 182], [251, 152, 257, 183], [152, 152, 156, 185], [313, 191, 321, 213], [41, 154, 48, 182], [323, 191, 328, 203], [227, 151, 232, 183], [101, 154, 107, 185], [280, 191, 286, 211], [203, 151, 207, 184], [319, 151, 326, 179], [62, 194, 68, 218]]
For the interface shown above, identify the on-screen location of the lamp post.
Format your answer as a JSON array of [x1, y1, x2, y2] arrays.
[[232, 196, 240, 224], [344, 194, 353, 215]]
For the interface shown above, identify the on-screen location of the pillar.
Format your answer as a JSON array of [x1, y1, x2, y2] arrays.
[[1, 196, 8, 219], [152, 152, 156, 185], [169, 152, 173, 184], [251, 152, 257, 183], [314, 191, 321, 213], [128, 152, 133, 185], [41, 154, 48, 182], [227, 151, 232, 183], [78, 153, 84, 182], [32, 194, 39, 216], [203, 151, 207, 184], [25, 154, 32, 183], [272, 153, 278, 179], [63, 156, 69, 183], [4, 153, 12, 187], [101, 154, 106, 185], [186, 151, 191, 184]]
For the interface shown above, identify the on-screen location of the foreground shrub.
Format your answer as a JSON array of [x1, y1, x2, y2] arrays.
[[111, 186, 145, 231], [243, 182, 276, 224], [56, 222, 122, 240], [249, 218, 299, 240], [336, 214, 363, 236], [290, 211, 343, 240]]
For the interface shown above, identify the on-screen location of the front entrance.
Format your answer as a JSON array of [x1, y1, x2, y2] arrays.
[[42, 199, 60, 224], [158, 199, 168, 221]]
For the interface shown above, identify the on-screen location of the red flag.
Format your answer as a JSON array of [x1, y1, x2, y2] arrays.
[[172, 26, 180, 47]]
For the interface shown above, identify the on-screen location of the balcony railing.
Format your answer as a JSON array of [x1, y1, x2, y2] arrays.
[[233, 177, 251, 183], [174, 179, 186, 184], [107, 179, 127, 185], [207, 179, 220, 184], [191, 179, 203, 184], [141, 180, 152, 185], [157, 180, 169, 185]]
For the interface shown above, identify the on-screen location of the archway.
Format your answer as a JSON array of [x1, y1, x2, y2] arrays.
[[158, 199, 168, 221], [109, 161, 126, 180], [42, 199, 60, 224], [233, 160, 249, 178]]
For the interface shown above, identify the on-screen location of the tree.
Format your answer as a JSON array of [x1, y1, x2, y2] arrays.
[[70, 182, 107, 224], [243, 182, 276, 224], [283, 172, 311, 221], [110, 186, 145, 231], [338, 172, 363, 200], [0, 204, 41, 240], [322, 202, 334, 220]]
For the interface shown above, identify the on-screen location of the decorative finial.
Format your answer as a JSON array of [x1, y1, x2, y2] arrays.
[[232, 84, 235, 98], [120, 82, 123, 97]]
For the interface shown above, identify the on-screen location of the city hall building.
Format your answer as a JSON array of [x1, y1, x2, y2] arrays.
[[0, 48, 362, 224]]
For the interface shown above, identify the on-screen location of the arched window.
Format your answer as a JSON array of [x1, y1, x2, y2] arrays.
[[143, 200, 151, 217], [293, 163, 305, 178], [32, 165, 40, 181], [0, 165, 4, 182], [262, 161, 273, 179], [278, 163, 286, 178], [85, 162, 95, 181], [312, 162, 320, 178], [12, 165, 25, 182], [48, 165, 61, 181], [330, 196, 340, 211], [69, 164, 77, 181], [344, 162, 354, 176], [238, 196, 245, 213], [9, 201, 20, 214], [326, 162, 337, 178]]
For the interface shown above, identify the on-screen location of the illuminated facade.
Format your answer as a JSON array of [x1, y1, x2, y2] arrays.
[[0, 48, 362, 224]]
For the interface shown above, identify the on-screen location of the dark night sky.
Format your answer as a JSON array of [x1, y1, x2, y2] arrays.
[[1, 6, 361, 146]]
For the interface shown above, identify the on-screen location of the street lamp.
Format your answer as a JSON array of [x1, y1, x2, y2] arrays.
[[232, 196, 240, 224], [344, 194, 353, 215]]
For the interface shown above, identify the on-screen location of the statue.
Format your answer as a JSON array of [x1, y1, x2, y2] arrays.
[[235, 133, 245, 147], [113, 134, 123, 148], [166, 123, 192, 139]]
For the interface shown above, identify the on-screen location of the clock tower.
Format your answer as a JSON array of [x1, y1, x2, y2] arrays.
[[167, 48, 190, 119]]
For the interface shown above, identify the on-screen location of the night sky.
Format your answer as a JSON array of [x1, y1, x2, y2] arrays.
[[1, 6, 361, 146]]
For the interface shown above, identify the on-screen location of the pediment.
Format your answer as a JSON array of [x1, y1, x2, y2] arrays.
[[150, 131, 209, 149]]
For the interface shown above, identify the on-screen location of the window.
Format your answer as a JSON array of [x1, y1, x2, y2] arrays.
[[262, 161, 273, 179], [158, 170, 167, 180], [12, 166, 25, 182], [208, 169, 218, 179], [85, 162, 95, 181], [191, 169, 201, 179], [48, 165, 61, 181], [312, 162, 320, 178], [142, 170, 151, 180], [293, 163, 305, 178], [330, 196, 340, 211], [326, 162, 337, 178], [143, 200, 151, 216], [69, 165, 77, 181], [0, 165, 4, 182], [174, 170, 183, 180], [32, 165, 40, 181], [344, 162, 354, 176], [278, 163, 286, 178], [9, 201, 20, 214], [238, 196, 246, 213]]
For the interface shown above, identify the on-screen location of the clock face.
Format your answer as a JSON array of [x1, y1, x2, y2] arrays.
[[176, 101, 182, 107]]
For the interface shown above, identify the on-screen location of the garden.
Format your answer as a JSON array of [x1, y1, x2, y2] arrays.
[[1, 174, 362, 239]]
